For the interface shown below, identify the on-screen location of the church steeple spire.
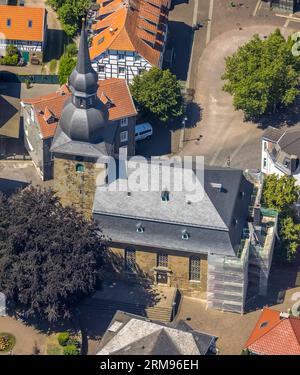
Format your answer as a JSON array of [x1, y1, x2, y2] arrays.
[[56, 20, 109, 143], [69, 19, 98, 96]]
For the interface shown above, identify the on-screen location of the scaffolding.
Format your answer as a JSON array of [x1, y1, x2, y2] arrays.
[[207, 171, 278, 314], [248, 211, 278, 296], [206, 237, 250, 314]]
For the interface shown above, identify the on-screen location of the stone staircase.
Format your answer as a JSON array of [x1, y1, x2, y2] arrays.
[[83, 298, 174, 323]]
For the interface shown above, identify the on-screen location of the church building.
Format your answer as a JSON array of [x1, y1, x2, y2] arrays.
[[52, 24, 278, 314]]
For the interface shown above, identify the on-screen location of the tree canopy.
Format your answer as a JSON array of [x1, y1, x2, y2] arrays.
[[222, 29, 299, 119], [58, 53, 77, 84], [262, 174, 300, 262], [262, 174, 299, 212], [0, 187, 105, 322], [130, 67, 183, 123], [47, 0, 91, 37]]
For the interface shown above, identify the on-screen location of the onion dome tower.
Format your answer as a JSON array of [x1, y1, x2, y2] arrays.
[[59, 21, 109, 143], [51, 21, 115, 217]]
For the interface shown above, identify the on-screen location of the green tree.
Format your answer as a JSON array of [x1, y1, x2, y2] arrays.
[[222, 29, 299, 119], [0, 186, 105, 322], [262, 174, 299, 212], [65, 43, 78, 57], [262, 174, 300, 263], [130, 67, 183, 123], [57, 0, 91, 37], [277, 216, 300, 262], [58, 53, 77, 84], [6, 45, 18, 57], [0, 45, 19, 66]]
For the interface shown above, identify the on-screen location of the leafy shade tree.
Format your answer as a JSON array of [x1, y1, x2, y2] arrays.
[[48, 0, 91, 37], [222, 29, 299, 119], [130, 67, 183, 123], [0, 187, 105, 322], [58, 53, 77, 84], [262, 174, 300, 262], [277, 216, 300, 262], [262, 174, 299, 213], [65, 43, 78, 57]]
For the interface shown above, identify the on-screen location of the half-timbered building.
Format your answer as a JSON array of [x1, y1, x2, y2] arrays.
[[89, 0, 169, 82], [0, 5, 47, 64]]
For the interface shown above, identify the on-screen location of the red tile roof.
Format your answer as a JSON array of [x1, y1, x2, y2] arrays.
[[245, 308, 300, 355], [0, 5, 46, 42], [22, 79, 137, 140], [90, 0, 168, 66]]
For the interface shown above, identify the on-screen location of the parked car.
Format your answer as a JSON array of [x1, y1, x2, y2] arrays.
[[135, 122, 153, 141]]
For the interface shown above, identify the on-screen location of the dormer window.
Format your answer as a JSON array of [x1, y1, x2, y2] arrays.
[[43, 107, 57, 124], [100, 92, 113, 108], [182, 230, 190, 240], [6, 19, 11, 27], [136, 224, 144, 233], [28, 20, 33, 28], [161, 190, 169, 202]]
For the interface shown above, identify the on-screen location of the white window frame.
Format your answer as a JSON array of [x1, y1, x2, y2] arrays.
[[125, 248, 136, 273], [120, 118, 128, 127], [120, 130, 128, 143], [189, 256, 201, 282], [263, 158, 267, 169], [118, 53, 125, 60], [118, 66, 125, 74], [157, 253, 168, 268]]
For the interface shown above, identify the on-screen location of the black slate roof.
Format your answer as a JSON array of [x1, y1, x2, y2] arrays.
[[96, 311, 217, 355], [262, 127, 284, 143]]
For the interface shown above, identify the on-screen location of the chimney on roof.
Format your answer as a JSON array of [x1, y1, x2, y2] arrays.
[[109, 26, 114, 34], [280, 312, 290, 319]]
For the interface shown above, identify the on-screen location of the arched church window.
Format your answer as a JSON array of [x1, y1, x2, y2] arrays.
[[76, 163, 84, 173]]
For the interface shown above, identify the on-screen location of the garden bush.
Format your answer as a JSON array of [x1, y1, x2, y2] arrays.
[[63, 344, 80, 355], [58, 332, 70, 346]]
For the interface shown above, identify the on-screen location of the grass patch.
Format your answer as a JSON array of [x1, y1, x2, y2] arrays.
[[46, 334, 63, 355], [47, 343, 63, 355], [0, 332, 16, 352], [49, 59, 58, 74]]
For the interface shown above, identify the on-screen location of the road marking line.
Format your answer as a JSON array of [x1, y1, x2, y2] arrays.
[[193, 0, 199, 26], [253, 0, 261, 17], [275, 13, 300, 22], [284, 13, 293, 28], [206, 0, 214, 45]]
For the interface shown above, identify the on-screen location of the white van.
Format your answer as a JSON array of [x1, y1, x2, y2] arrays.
[[135, 122, 153, 141]]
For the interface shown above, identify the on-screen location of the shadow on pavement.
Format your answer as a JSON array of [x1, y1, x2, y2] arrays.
[[136, 102, 201, 157], [246, 250, 300, 312], [0, 178, 28, 196], [251, 97, 300, 130], [164, 21, 194, 81], [44, 29, 68, 62]]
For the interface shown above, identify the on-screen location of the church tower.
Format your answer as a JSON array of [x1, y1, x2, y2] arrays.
[[51, 22, 116, 217]]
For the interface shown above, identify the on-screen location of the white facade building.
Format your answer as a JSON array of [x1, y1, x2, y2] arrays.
[[261, 126, 300, 185]]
